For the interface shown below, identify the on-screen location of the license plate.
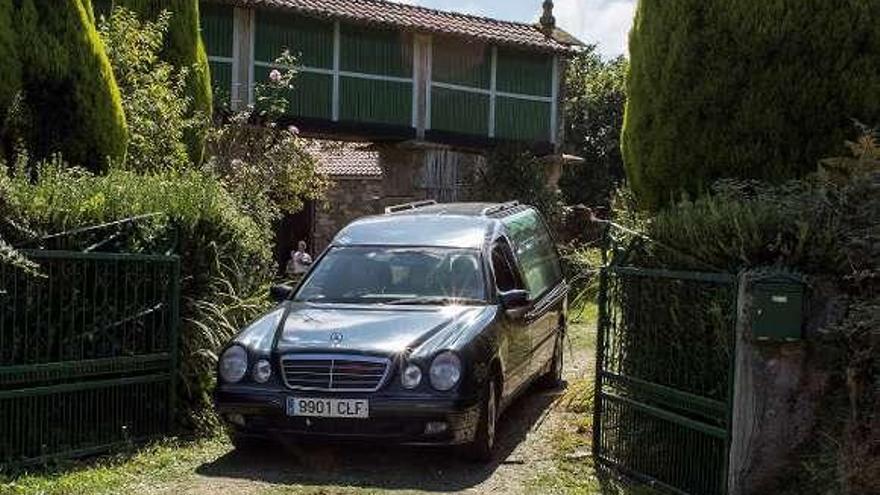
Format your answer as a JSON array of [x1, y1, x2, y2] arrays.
[[286, 397, 369, 419]]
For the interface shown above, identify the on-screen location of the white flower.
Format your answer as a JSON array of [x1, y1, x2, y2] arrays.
[[269, 69, 282, 83], [287, 125, 300, 135]]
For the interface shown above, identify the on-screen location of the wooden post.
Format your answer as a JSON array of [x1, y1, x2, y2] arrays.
[[728, 271, 756, 495], [231, 7, 254, 110], [412, 34, 431, 139]]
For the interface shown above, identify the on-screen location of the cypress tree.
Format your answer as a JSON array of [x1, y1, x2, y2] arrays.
[[622, 0, 880, 210], [16, 0, 127, 170], [0, 0, 21, 141], [81, 0, 97, 24], [116, 0, 212, 165]]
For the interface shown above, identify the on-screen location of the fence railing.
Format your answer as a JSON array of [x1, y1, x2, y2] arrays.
[[594, 265, 738, 495], [0, 250, 179, 467]]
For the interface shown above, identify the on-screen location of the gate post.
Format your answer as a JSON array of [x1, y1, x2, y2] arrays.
[[728, 271, 754, 495], [728, 270, 821, 494], [591, 225, 611, 464]]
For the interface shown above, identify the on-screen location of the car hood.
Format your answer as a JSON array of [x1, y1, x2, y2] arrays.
[[275, 302, 494, 356]]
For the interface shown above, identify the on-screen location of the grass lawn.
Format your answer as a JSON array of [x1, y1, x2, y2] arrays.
[[0, 438, 231, 495]]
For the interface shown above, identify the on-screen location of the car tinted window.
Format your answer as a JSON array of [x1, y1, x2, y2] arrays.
[[502, 209, 562, 298], [491, 239, 522, 293], [295, 246, 486, 304]]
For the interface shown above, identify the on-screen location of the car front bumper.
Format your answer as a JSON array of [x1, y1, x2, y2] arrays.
[[215, 386, 481, 445]]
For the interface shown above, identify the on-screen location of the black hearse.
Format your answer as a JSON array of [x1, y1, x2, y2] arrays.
[[215, 201, 567, 461]]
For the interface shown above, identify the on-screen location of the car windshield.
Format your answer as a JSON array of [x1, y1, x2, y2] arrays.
[[295, 246, 486, 304]]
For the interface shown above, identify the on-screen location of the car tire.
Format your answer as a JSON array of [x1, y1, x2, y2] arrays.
[[538, 331, 564, 389], [230, 432, 264, 452], [462, 376, 499, 463]]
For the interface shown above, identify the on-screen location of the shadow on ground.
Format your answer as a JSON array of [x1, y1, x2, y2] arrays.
[[195, 383, 566, 492]]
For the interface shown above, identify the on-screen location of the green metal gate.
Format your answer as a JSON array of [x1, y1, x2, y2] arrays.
[[594, 265, 738, 495], [0, 250, 180, 467]]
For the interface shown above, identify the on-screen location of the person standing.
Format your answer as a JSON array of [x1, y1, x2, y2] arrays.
[[286, 240, 313, 278]]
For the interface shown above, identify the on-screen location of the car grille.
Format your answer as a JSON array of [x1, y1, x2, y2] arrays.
[[280, 354, 391, 392]]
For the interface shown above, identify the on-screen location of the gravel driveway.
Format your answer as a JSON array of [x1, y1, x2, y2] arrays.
[[138, 322, 595, 495]]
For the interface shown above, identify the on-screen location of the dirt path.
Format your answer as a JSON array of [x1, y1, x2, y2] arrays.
[[145, 324, 595, 495]]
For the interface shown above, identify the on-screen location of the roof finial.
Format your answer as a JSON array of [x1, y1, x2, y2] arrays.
[[540, 0, 556, 34]]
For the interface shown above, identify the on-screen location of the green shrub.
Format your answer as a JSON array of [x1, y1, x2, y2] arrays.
[[622, 0, 880, 210], [560, 47, 627, 208], [113, 0, 212, 165], [0, 160, 273, 430], [99, 7, 205, 172], [634, 180, 843, 273], [476, 145, 563, 226], [205, 51, 329, 229], [631, 124, 880, 274], [14, 0, 128, 171]]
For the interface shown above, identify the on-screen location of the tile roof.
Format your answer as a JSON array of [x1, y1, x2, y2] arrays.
[[214, 0, 582, 52], [308, 140, 383, 177]]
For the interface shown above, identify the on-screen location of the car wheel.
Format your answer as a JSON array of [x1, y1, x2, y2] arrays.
[[539, 332, 564, 389], [462, 377, 498, 463], [230, 432, 264, 452]]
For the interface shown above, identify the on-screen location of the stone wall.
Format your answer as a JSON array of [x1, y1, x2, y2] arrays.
[[311, 144, 487, 252], [312, 177, 383, 253]]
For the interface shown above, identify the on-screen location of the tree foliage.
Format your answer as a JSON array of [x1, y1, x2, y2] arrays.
[[560, 46, 627, 208], [476, 145, 562, 226], [99, 7, 205, 172], [108, 0, 212, 165], [13, 0, 128, 171], [622, 0, 880, 210], [0, 1, 20, 152]]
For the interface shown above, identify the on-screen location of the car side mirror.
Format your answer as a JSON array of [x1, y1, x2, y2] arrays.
[[270, 284, 296, 302], [500, 289, 530, 319]]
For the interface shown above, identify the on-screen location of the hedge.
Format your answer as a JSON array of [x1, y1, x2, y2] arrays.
[[15, 0, 128, 171], [622, 0, 880, 210]]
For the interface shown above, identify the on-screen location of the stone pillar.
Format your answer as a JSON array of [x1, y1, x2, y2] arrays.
[[728, 271, 830, 494]]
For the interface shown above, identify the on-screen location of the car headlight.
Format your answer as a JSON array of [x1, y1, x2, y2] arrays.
[[219, 345, 248, 383], [401, 363, 422, 389], [252, 359, 272, 383], [429, 351, 461, 391]]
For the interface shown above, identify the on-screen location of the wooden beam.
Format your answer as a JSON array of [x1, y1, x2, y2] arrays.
[[489, 46, 498, 138], [231, 7, 254, 110], [412, 34, 431, 138], [550, 54, 560, 145], [426, 37, 433, 131], [332, 21, 341, 122]]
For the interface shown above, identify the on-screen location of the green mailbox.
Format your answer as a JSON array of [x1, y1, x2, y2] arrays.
[[751, 274, 805, 341]]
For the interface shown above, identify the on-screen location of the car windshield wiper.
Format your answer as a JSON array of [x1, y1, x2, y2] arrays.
[[385, 296, 484, 306]]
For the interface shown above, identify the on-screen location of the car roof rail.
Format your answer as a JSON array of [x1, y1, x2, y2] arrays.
[[384, 199, 438, 214], [482, 201, 525, 218]]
